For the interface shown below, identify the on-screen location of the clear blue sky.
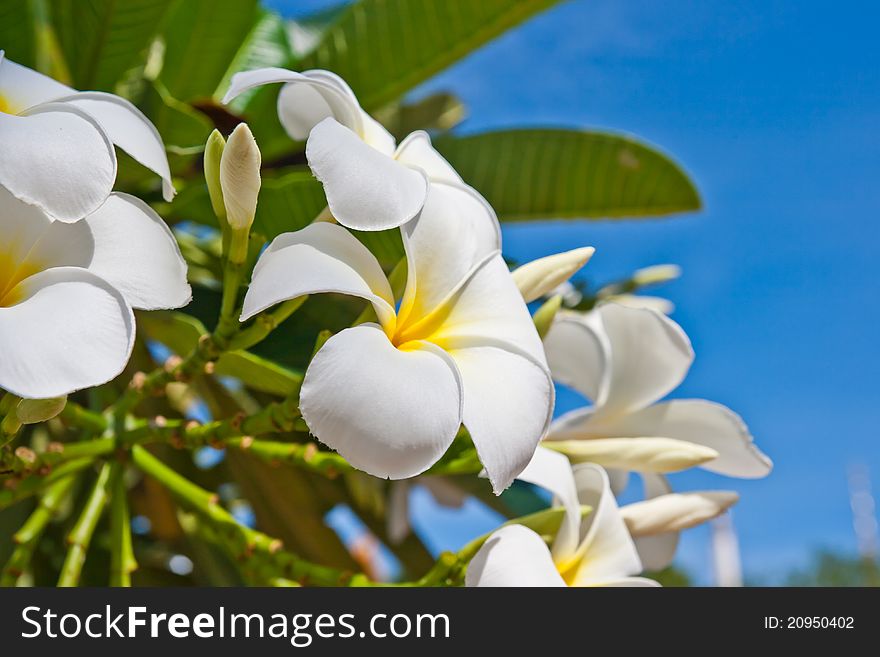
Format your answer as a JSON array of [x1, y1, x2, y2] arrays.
[[269, 0, 880, 583]]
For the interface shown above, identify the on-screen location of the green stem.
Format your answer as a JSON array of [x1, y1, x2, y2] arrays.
[[59, 402, 108, 434], [108, 463, 137, 586], [0, 437, 115, 475], [1, 474, 79, 586], [0, 457, 94, 511], [58, 463, 112, 586], [229, 296, 307, 351], [131, 446, 363, 586]]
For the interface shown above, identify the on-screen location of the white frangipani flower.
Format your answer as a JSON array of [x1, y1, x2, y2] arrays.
[[543, 303, 772, 484], [0, 52, 175, 222], [619, 473, 738, 570], [0, 188, 190, 398], [466, 447, 657, 587], [240, 182, 553, 492], [223, 67, 466, 231]]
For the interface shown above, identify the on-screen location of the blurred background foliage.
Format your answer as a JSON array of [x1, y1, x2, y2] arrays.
[[0, 0, 718, 586]]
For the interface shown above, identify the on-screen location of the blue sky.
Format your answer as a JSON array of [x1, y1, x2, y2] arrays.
[[270, 0, 880, 583]]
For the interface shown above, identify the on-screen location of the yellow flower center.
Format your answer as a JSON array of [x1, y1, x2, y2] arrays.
[[0, 93, 18, 114], [0, 251, 40, 307]]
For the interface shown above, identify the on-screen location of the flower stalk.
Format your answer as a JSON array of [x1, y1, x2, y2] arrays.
[[58, 463, 113, 586]]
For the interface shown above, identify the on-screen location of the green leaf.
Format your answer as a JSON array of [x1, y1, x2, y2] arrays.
[[374, 91, 466, 140], [0, 0, 38, 68], [214, 351, 302, 397], [136, 310, 206, 355], [159, 0, 259, 101], [300, 0, 560, 111], [435, 129, 701, 221], [253, 168, 327, 239], [51, 0, 173, 90]]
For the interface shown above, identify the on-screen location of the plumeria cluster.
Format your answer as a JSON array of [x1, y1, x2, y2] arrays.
[[0, 56, 771, 587]]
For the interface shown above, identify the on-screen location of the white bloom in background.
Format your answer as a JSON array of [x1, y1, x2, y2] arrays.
[[223, 67, 468, 231], [467, 448, 657, 587], [0, 52, 175, 222], [241, 182, 553, 491], [619, 474, 739, 570], [0, 188, 190, 398], [511, 247, 595, 303], [543, 303, 772, 488]]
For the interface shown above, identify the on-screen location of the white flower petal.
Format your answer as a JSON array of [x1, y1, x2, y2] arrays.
[[421, 476, 467, 508], [607, 468, 630, 496], [423, 254, 547, 365], [394, 131, 463, 184], [600, 577, 662, 587], [306, 118, 428, 231], [589, 399, 773, 478], [241, 222, 395, 332], [0, 104, 116, 222], [79, 193, 190, 309], [397, 182, 500, 328], [603, 294, 674, 315], [517, 447, 580, 560], [543, 311, 610, 404], [359, 110, 397, 155], [222, 67, 362, 138], [0, 52, 72, 113], [594, 303, 694, 416], [512, 247, 595, 303], [569, 463, 643, 586], [0, 186, 55, 275], [299, 324, 462, 480], [449, 346, 553, 494], [58, 92, 175, 201], [466, 525, 566, 587], [623, 489, 739, 537], [0, 267, 134, 398]]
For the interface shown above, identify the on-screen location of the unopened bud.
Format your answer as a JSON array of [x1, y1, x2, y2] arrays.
[[512, 247, 594, 303], [632, 264, 681, 287], [220, 123, 261, 232]]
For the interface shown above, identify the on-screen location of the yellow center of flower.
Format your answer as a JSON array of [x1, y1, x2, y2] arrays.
[[0, 251, 40, 307], [0, 93, 18, 114]]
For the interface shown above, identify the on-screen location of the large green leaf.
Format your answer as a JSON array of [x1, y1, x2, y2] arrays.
[[50, 0, 173, 90], [435, 129, 701, 221], [159, 0, 259, 101], [0, 0, 37, 68], [214, 351, 302, 397], [253, 169, 327, 239], [300, 0, 560, 111]]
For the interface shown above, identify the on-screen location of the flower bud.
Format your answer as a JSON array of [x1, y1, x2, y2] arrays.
[[512, 247, 594, 303], [631, 264, 681, 287], [204, 129, 226, 221], [543, 437, 718, 472], [220, 123, 261, 231], [621, 491, 739, 536], [16, 396, 68, 424]]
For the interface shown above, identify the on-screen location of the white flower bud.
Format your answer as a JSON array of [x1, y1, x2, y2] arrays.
[[220, 123, 261, 231], [621, 491, 739, 536], [512, 247, 594, 303], [632, 264, 681, 287], [544, 437, 718, 472]]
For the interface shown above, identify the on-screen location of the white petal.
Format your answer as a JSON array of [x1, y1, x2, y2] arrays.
[[589, 399, 773, 478], [299, 324, 462, 480], [607, 468, 630, 496], [0, 104, 116, 222], [360, 110, 397, 155], [396, 182, 500, 329], [419, 254, 547, 365], [306, 118, 428, 231], [394, 131, 463, 184], [0, 186, 54, 281], [222, 67, 362, 138], [603, 294, 674, 315], [568, 464, 643, 586], [600, 577, 662, 587], [241, 222, 395, 332], [58, 92, 175, 201], [594, 303, 694, 416], [450, 346, 554, 494], [517, 447, 580, 560], [512, 247, 595, 303], [0, 267, 134, 398], [79, 193, 191, 309], [466, 525, 566, 587], [630, 473, 678, 570], [543, 311, 610, 403], [0, 53, 72, 113]]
